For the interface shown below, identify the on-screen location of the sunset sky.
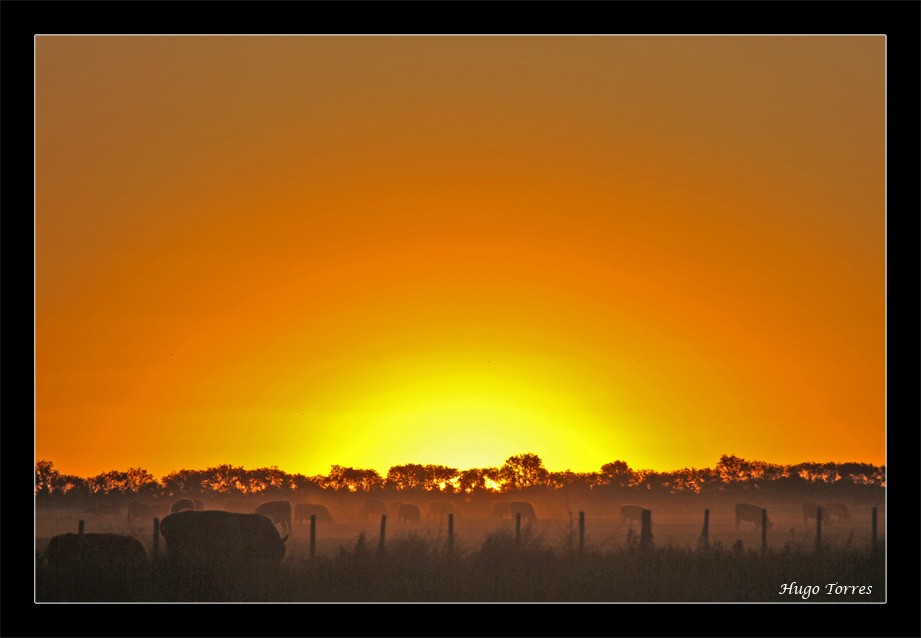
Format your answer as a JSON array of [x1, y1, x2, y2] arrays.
[[35, 36, 885, 480]]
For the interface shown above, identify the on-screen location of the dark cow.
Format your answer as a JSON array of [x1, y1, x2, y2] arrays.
[[159, 510, 287, 564], [294, 503, 334, 524], [802, 502, 830, 527], [735, 503, 772, 530], [43, 533, 147, 601], [361, 498, 388, 520], [255, 500, 292, 535], [84, 503, 122, 519], [127, 501, 155, 523], [510, 501, 537, 522], [159, 511, 287, 600], [397, 503, 421, 523], [825, 502, 851, 523], [620, 505, 647, 525], [171, 498, 198, 514]]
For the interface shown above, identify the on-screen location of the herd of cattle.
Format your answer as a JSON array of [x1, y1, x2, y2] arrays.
[[47, 497, 859, 566]]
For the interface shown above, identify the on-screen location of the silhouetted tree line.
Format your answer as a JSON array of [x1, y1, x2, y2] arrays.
[[34, 453, 885, 501]]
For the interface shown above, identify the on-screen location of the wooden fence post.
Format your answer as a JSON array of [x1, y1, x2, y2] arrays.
[[515, 512, 522, 543], [78, 519, 86, 561], [761, 508, 768, 556], [309, 514, 316, 559], [378, 514, 387, 554], [578, 511, 585, 554], [871, 506, 878, 556], [815, 507, 822, 552], [699, 509, 710, 551], [640, 509, 652, 552]]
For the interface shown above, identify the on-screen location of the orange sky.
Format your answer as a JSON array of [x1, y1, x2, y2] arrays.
[[35, 36, 885, 479]]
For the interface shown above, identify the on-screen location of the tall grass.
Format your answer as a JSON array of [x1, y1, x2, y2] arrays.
[[36, 529, 884, 602]]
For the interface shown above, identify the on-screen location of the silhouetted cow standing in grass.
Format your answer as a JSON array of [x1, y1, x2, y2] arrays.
[[43, 533, 147, 601], [159, 510, 288, 601], [510, 501, 537, 522], [398, 503, 421, 523], [294, 503, 334, 524], [735, 503, 772, 530]]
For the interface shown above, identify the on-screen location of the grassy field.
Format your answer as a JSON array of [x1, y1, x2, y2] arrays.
[[35, 497, 885, 602]]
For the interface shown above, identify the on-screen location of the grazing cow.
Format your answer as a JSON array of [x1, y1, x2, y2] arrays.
[[802, 502, 830, 527], [84, 503, 122, 519], [489, 501, 511, 520], [255, 501, 292, 535], [158, 511, 287, 599], [294, 503, 334, 524], [361, 498, 388, 520], [44, 533, 147, 601], [159, 510, 287, 568], [735, 503, 772, 530], [127, 501, 155, 524], [510, 501, 537, 523], [171, 498, 197, 514], [825, 502, 851, 523], [620, 505, 647, 525], [427, 501, 459, 520], [397, 503, 421, 524]]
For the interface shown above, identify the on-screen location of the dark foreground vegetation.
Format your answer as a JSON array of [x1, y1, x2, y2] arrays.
[[35, 452, 885, 602], [36, 526, 884, 602]]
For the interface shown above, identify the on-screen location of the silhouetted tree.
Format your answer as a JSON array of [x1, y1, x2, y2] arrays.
[[385, 464, 427, 491], [499, 453, 549, 491], [322, 465, 383, 492], [35, 460, 59, 497], [456, 467, 500, 494], [600, 460, 634, 488], [422, 464, 459, 491]]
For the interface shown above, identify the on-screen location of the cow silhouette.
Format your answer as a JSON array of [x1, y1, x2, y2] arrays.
[[398, 503, 421, 523], [802, 502, 830, 527], [255, 501, 292, 535], [509, 501, 537, 522], [159, 510, 287, 600], [735, 503, 772, 530], [294, 503, 334, 524], [44, 533, 147, 601]]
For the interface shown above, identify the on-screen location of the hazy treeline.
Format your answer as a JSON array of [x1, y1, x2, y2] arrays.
[[34, 453, 885, 503]]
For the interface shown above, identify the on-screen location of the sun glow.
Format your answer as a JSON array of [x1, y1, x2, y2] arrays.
[[299, 351, 627, 475]]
